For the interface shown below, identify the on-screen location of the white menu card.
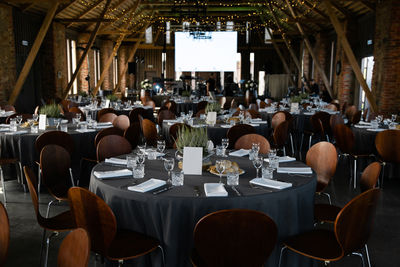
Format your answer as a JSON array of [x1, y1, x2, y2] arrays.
[[183, 147, 203, 175], [206, 111, 217, 125], [39, 114, 46, 130]]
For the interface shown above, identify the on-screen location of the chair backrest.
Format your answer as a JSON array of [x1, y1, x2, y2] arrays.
[[345, 105, 357, 121], [23, 167, 47, 227], [94, 127, 124, 148], [330, 114, 344, 133], [360, 162, 381, 193], [193, 209, 277, 267], [1, 105, 16, 112], [123, 122, 141, 149], [273, 120, 289, 148], [311, 111, 331, 136], [352, 110, 362, 125], [60, 100, 70, 113], [325, 104, 338, 111], [259, 101, 267, 109], [68, 187, 117, 256], [68, 107, 86, 121], [234, 134, 270, 154], [35, 131, 74, 156], [230, 99, 238, 109], [99, 113, 117, 123], [96, 135, 132, 162], [158, 109, 176, 125], [40, 145, 71, 200], [142, 119, 158, 147], [164, 100, 177, 114], [0, 202, 9, 266], [227, 124, 256, 149], [129, 107, 146, 123], [333, 124, 355, 154], [306, 141, 337, 192], [112, 115, 130, 131], [57, 228, 90, 267], [97, 108, 116, 121], [375, 130, 400, 163], [271, 111, 286, 129], [335, 188, 381, 257], [246, 109, 261, 119], [5, 113, 33, 124], [197, 101, 208, 111]]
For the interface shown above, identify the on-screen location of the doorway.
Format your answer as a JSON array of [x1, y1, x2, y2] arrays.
[[359, 56, 374, 112]]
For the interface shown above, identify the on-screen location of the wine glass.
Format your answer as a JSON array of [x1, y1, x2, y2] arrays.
[[32, 114, 38, 122], [157, 140, 166, 157], [16, 115, 22, 125], [215, 160, 226, 184], [136, 150, 146, 165], [75, 113, 81, 121], [163, 157, 175, 184], [221, 138, 229, 157], [188, 110, 193, 118], [391, 114, 397, 122], [252, 156, 263, 178]]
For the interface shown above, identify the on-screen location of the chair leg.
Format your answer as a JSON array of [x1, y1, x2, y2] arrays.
[[353, 157, 358, 189], [365, 244, 371, 267], [39, 229, 46, 267], [322, 192, 332, 205], [44, 232, 58, 267], [278, 246, 287, 267], [46, 200, 57, 218], [37, 167, 41, 201], [308, 135, 312, 150], [69, 168, 75, 186], [283, 147, 286, 157], [0, 167, 6, 204], [299, 134, 304, 154], [158, 245, 166, 267], [289, 133, 295, 157], [380, 163, 386, 188], [352, 252, 366, 267]]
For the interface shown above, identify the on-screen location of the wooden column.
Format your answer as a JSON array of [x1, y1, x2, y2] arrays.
[[285, 0, 333, 98], [8, 1, 59, 105], [62, 0, 112, 99], [324, 0, 378, 112]]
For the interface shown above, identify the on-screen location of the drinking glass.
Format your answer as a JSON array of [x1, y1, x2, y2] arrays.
[[188, 110, 193, 118], [268, 148, 277, 158], [252, 143, 260, 153], [262, 165, 274, 180], [221, 138, 229, 157], [136, 150, 146, 165], [75, 113, 81, 121], [147, 149, 157, 160], [391, 114, 397, 122], [227, 171, 239, 186], [216, 145, 224, 157], [249, 147, 258, 161], [171, 171, 184, 186], [157, 140, 166, 156], [133, 164, 145, 179], [10, 119, 17, 132], [269, 156, 279, 170], [32, 114, 38, 122], [252, 156, 263, 178], [163, 157, 175, 184], [126, 155, 137, 170], [60, 122, 68, 132], [215, 160, 226, 184], [16, 115, 23, 125]]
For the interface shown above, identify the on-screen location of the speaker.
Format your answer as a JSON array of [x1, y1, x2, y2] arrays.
[[128, 62, 136, 74]]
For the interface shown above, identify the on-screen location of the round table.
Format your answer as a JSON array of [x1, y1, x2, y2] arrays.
[[90, 152, 316, 267]]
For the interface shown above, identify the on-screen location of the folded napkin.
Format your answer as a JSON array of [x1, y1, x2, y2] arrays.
[[96, 122, 113, 126], [204, 183, 228, 197], [358, 121, 371, 125], [354, 124, 371, 128], [265, 156, 296, 163], [163, 119, 179, 123], [303, 112, 315, 115], [251, 120, 267, 124], [251, 118, 262, 121], [229, 149, 250, 157], [128, 178, 166, 193], [0, 124, 10, 127], [250, 178, 292, 190], [5, 130, 28, 135], [94, 169, 132, 179], [105, 158, 127, 165], [1, 111, 15, 117], [140, 149, 164, 157], [76, 129, 96, 133], [220, 124, 231, 128], [95, 125, 112, 129], [277, 167, 313, 174], [249, 123, 260, 127], [367, 128, 385, 132]]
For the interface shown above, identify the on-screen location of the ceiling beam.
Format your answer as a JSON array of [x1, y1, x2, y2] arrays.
[[55, 0, 76, 15], [5, 0, 68, 3], [329, 0, 353, 18], [66, 0, 104, 28], [303, 0, 329, 20], [353, 0, 375, 11], [57, 18, 114, 23], [100, 0, 142, 32], [21, 3, 35, 12]]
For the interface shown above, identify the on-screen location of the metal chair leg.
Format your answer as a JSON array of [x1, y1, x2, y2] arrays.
[[39, 229, 46, 267], [321, 192, 332, 205], [158, 245, 166, 267], [283, 147, 286, 156], [278, 246, 287, 267], [44, 232, 58, 267], [308, 135, 312, 150], [37, 167, 41, 200], [46, 200, 56, 218], [352, 251, 366, 267], [0, 167, 6, 204], [365, 244, 371, 267], [354, 157, 358, 189], [300, 133, 304, 153], [289, 133, 295, 157], [69, 168, 75, 186]]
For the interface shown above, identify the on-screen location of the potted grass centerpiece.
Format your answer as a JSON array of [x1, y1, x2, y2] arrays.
[[39, 103, 62, 126]]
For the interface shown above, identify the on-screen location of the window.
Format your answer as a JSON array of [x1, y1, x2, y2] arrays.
[[359, 56, 374, 111], [113, 56, 118, 89], [250, 52, 255, 80], [66, 39, 78, 95], [93, 49, 100, 86], [162, 52, 166, 79], [234, 53, 241, 83], [258, 71, 265, 96]]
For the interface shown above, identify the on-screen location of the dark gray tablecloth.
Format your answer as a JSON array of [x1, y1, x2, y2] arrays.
[[351, 127, 379, 155], [89, 153, 316, 267], [85, 107, 155, 122]]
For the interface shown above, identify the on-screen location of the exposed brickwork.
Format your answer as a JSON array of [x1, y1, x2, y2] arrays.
[[338, 59, 354, 105], [77, 33, 90, 93], [371, 0, 400, 114], [302, 47, 310, 82], [100, 39, 113, 91], [118, 45, 127, 94], [314, 32, 331, 96], [0, 4, 16, 104]]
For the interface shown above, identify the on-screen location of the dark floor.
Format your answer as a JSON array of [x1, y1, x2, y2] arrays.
[[2, 155, 400, 267]]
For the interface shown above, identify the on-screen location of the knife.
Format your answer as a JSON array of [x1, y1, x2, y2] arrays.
[[194, 186, 201, 197], [231, 186, 242, 196], [153, 186, 172, 195]]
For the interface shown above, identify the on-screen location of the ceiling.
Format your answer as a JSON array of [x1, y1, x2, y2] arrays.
[[5, 0, 376, 41]]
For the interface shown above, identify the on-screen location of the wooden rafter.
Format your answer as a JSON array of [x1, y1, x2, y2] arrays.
[[66, 0, 104, 28], [8, 1, 59, 105], [57, 18, 114, 23], [55, 0, 77, 15], [100, 0, 142, 32], [83, 0, 130, 31], [62, 0, 112, 99], [303, 0, 329, 20], [22, 3, 35, 12], [329, 0, 353, 18], [270, 2, 314, 33], [324, 0, 378, 112]]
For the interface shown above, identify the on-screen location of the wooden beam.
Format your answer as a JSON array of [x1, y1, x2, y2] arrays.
[[354, 0, 375, 12], [329, 0, 352, 18], [100, 0, 141, 32], [285, 0, 333, 98], [55, 0, 77, 15], [83, 0, 130, 31], [324, 0, 378, 112], [62, 0, 112, 99], [66, 0, 104, 28], [6, 0, 68, 3], [57, 18, 114, 23], [8, 1, 59, 105], [303, 0, 329, 20], [22, 3, 35, 12]]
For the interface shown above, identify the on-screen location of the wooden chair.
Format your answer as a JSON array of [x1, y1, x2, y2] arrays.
[[345, 105, 357, 124], [142, 119, 158, 147], [227, 124, 256, 149], [40, 144, 74, 218], [123, 123, 141, 150], [234, 134, 270, 154], [67, 187, 164, 265], [352, 110, 362, 125], [375, 130, 400, 187], [279, 188, 381, 267], [57, 228, 90, 267], [314, 162, 381, 224], [300, 111, 331, 151], [306, 142, 337, 204], [329, 114, 344, 134], [99, 113, 117, 123], [191, 209, 277, 267], [144, 100, 156, 111], [259, 100, 268, 109], [158, 109, 176, 125], [60, 100, 70, 113], [112, 115, 130, 131], [68, 107, 86, 121], [5, 113, 33, 124], [129, 107, 146, 123], [272, 120, 289, 155], [325, 104, 338, 111], [0, 202, 9, 266], [164, 100, 177, 114], [248, 103, 258, 111], [97, 108, 116, 121], [24, 166, 75, 267], [271, 111, 286, 129], [197, 101, 208, 112], [230, 99, 238, 109], [246, 109, 261, 119], [96, 135, 132, 162]]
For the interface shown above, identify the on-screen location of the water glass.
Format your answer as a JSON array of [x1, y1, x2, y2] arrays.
[[136, 150, 146, 165], [10, 119, 17, 132], [252, 143, 260, 153], [188, 110, 193, 118], [75, 113, 81, 121], [126, 155, 137, 169], [200, 113, 206, 120], [16, 115, 23, 125], [133, 164, 145, 179], [221, 138, 229, 157], [171, 171, 184, 186], [157, 140, 166, 155], [371, 120, 379, 128], [268, 149, 277, 158], [79, 122, 88, 131], [32, 114, 38, 122], [163, 157, 175, 184], [269, 156, 279, 170], [31, 125, 38, 134], [262, 166, 274, 180], [227, 171, 239, 186], [72, 117, 80, 125], [216, 145, 224, 157], [60, 123, 68, 132], [147, 149, 157, 160], [391, 114, 397, 122]]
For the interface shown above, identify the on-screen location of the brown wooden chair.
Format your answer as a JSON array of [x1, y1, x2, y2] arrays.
[[94, 127, 124, 149], [197, 101, 208, 112], [234, 134, 270, 154], [0, 202, 9, 266], [227, 124, 256, 149], [164, 100, 177, 114], [142, 119, 158, 147], [300, 111, 331, 151], [5, 113, 33, 124], [67, 187, 164, 265], [24, 166, 75, 267], [246, 109, 261, 119], [248, 103, 258, 111], [325, 104, 338, 111], [352, 110, 362, 125], [97, 108, 116, 121], [271, 111, 286, 129], [329, 114, 344, 134], [306, 141, 337, 204], [314, 162, 381, 224], [157, 109, 176, 126], [123, 123, 141, 150], [191, 209, 277, 267], [57, 228, 90, 267], [345, 105, 357, 124], [60, 100, 70, 113], [259, 100, 268, 109], [99, 112, 117, 123], [272, 120, 289, 155], [375, 129, 400, 187], [129, 107, 146, 123], [96, 135, 132, 162], [230, 99, 238, 109], [68, 107, 86, 121], [112, 115, 130, 131], [279, 188, 380, 267]]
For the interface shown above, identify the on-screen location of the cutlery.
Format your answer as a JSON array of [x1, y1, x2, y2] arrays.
[[153, 186, 172, 195], [194, 186, 201, 197], [231, 186, 241, 196], [250, 184, 273, 192]]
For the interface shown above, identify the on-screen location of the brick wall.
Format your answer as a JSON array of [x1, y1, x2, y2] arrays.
[[371, 0, 400, 114], [338, 59, 354, 105], [100, 39, 113, 91], [118, 45, 127, 94], [77, 33, 90, 93], [314, 32, 330, 94], [0, 4, 16, 104]]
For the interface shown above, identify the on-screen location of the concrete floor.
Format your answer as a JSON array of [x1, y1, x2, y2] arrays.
[[2, 157, 400, 267]]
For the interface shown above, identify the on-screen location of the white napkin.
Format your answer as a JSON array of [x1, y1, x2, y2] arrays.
[[0, 124, 10, 127], [220, 124, 231, 128], [229, 149, 250, 157], [204, 183, 228, 197], [94, 169, 132, 179], [265, 156, 296, 163], [141, 149, 164, 157], [3, 111, 15, 117], [5, 130, 28, 135], [96, 122, 113, 126], [76, 129, 96, 133], [128, 178, 166, 193], [250, 178, 292, 190], [367, 128, 385, 132], [303, 112, 315, 115], [105, 158, 127, 165], [277, 167, 313, 174], [164, 119, 179, 123], [354, 124, 371, 128], [95, 125, 112, 129], [358, 121, 371, 125], [251, 120, 267, 124], [249, 123, 260, 127]]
